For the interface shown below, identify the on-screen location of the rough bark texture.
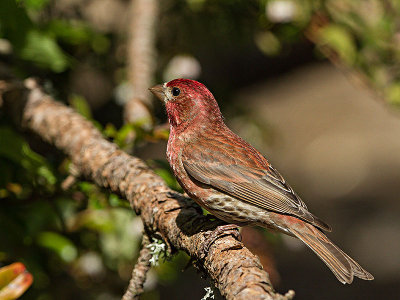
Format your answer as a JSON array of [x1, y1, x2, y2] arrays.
[[1, 79, 294, 300], [122, 234, 152, 300]]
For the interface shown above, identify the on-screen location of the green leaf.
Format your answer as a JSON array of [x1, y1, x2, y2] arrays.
[[48, 20, 92, 45], [386, 83, 400, 106], [255, 31, 281, 56], [37, 232, 77, 262], [70, 210, 114, 232], [0, 126, 56, 188], [20, 30, 70, 72], [69, 94, 92, 119], [115, 124, 136, 148], [78, 181, 95, 194], [69, 95, 103, 130], [108, 193, 128, 208], [318, 24, 357, 65], [0, 0, 32, 49], [48, 19, 110, 53], [91, 35, 110, 54], [37, 166, 56, 185], [17, 0, 50, 10], [103, 123, 117, 138], [154, 169, 177, 189], [0, 127, 26, 164], [153, 168, 182, 192]]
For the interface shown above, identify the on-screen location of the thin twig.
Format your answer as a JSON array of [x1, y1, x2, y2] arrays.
[[122, 234, 152, 300], [61, 162, 80, 190]]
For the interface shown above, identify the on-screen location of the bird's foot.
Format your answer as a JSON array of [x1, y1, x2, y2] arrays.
[[200, 224, 242, 258]]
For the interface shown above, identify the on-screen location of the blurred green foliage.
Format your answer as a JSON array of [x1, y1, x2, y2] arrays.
[[0, 0, 399, 298], [313, 0, 400, 105]]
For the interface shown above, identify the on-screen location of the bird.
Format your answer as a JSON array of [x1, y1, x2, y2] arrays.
[[149, 78, 374, 284]]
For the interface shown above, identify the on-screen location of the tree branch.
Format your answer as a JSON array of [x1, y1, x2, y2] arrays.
[[122, 233, 152, 300], [124, 0, 159, 125], [1, 78, 294, 300]]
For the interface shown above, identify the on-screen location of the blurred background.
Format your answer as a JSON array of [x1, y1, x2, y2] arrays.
[[0, 0, 399, 299]]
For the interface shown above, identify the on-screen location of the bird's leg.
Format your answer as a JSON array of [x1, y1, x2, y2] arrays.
[[200, 224, 242, 257]]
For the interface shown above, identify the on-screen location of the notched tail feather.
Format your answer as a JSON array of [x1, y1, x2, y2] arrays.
[[288, 222, 374, 284], [310, 213, 332, 232]]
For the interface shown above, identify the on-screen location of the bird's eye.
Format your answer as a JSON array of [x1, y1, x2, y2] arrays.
[[172, 87, 180, 96]]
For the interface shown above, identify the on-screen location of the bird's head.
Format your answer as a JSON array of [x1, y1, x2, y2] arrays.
[[149, 79, 223, 131]]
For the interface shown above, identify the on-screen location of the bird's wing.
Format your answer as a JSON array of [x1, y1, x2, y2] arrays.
[[182, 135, 331, 231]]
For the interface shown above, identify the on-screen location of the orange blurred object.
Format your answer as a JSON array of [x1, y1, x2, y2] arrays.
[[0, 262, 33, 300]]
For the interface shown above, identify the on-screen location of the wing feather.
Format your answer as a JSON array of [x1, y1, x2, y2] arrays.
[[182, 137, 331, 231]]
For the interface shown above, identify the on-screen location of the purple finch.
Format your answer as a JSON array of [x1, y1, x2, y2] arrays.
[[149, 79, 373, 284]]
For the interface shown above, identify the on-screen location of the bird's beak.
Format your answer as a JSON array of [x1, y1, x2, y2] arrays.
[[149, 84, 166, 102]]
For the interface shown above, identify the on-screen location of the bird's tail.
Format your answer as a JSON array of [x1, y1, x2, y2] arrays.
[[287, 220, 374, 284]]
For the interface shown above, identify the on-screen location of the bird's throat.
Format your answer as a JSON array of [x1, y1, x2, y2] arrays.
[[166, 102, 198, 132]]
